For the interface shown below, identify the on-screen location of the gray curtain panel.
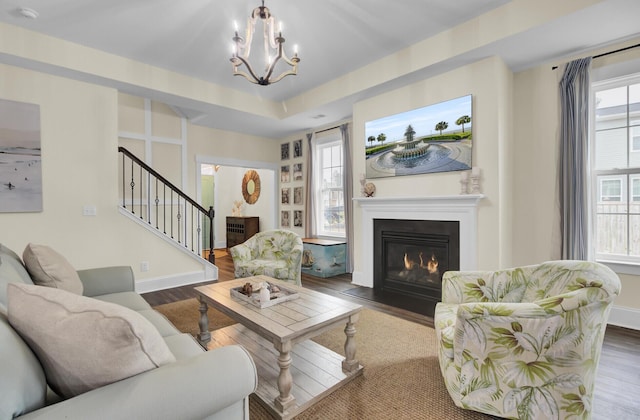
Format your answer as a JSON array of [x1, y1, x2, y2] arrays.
[[304, 132, 316, 238], [340, 123, 354, 272], [558, 57, 592, 260]]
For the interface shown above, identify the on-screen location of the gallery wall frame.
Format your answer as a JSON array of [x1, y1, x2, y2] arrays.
[[280, 165, 290, 183], [281, 187, 290, 205], [293, 187, 303, 205], [281, 142, 290, 160], [364, 94, 472, 179], [0, 98, 43, 213], [293, 139, 302, 158], [293, 210, 303, 227], [293, 163, 303, 181], [281, 210, 290, 227]]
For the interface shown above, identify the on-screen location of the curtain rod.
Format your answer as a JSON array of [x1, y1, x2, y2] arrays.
[[552, 42, 640, 70], [314, 124, 341, 134]]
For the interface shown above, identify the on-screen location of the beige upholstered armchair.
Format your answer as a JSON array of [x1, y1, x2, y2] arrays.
[[434, 260, 620, 419], [230, 229, 303, 286]]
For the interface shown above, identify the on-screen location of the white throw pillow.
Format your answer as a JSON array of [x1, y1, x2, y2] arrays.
[[22, 243, 83, 295], [7, 283, 176, 398]]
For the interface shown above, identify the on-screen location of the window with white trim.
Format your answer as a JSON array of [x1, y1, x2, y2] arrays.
[[592, 74, 640, 263], [312, 132, 345, 238]]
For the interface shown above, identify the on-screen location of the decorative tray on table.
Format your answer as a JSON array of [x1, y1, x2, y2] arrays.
[[230, 281, 299, 309]]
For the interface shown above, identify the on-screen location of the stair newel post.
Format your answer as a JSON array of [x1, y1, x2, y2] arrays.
[[208, 206, 215, 264]]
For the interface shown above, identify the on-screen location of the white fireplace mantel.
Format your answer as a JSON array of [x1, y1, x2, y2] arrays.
[[352, 195, 484, 288]]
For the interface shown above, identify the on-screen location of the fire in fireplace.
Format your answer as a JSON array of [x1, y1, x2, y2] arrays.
[[374, 219, 459, 316]]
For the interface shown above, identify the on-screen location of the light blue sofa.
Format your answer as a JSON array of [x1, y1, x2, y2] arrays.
[[0, 243, 257, 420]]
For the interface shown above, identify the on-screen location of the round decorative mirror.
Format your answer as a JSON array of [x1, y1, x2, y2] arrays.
[[242, 170, 261, 204]]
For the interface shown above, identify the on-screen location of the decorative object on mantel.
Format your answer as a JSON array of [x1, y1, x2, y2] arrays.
[[241, 169, 261, 204], [359, 173, 366, 196], [470, 167, 481, 194], [232, 200, 244, 216], [363, 182, 376, 197], [230, 0, 300, 86], [459, 171, 469, 194], [359, 173, 376, 197]]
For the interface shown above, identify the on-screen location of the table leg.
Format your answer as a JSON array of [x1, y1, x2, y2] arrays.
[[273, 340, 296, 412], [197, 296, 211, 348], [342, 313, 360, 372]]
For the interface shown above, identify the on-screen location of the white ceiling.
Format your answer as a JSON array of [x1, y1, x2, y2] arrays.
[[1, 0, 640, 138]]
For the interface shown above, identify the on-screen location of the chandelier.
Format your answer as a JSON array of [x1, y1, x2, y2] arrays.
[[230, 1, 300, 86]]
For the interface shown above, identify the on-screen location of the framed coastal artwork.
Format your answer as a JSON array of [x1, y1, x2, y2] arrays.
[[364, 94, 472, 179], [0, 99, 42, 212]]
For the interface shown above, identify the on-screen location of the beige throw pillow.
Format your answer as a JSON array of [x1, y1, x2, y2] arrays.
[[7, 283, 176, 398], [22, 243, 83, 295]]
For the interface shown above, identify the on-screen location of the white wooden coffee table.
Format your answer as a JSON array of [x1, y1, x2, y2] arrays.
[[195, 275, 363, 420]]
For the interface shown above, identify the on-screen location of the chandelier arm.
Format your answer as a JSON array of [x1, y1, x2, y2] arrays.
[[232, 55, 264, 85], [263, 55, 280, 83], [267, 67, 298, 84], [233, 70, 261, 85]]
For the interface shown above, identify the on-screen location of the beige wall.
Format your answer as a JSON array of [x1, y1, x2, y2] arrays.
[[512, 38, 640, 319], [351, 56, 514, 277], [0, 63, 195, 278], [0, 65, 280, 286]]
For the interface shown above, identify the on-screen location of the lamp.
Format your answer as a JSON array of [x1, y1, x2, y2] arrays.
[[230, 1, 300, 86]]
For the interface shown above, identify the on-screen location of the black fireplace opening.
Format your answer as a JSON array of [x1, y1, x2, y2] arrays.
[[373, 219, 459, 317]]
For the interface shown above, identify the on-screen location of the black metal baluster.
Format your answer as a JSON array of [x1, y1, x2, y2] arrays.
[[122, 153, 125, 209], [139, 164, 143, 219], [155, 178, 159, 229], [176, 195, 181, 243], [130, 158, 135, 215], [171, 191, 174, 239], [191, 205, 194, 252], [208, 206, 215, 264], [147, 172, 151, 224]]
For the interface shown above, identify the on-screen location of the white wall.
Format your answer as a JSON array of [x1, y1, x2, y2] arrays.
[[212, 166, 276, 248]]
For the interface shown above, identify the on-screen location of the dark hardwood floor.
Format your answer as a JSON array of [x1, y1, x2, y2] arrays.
[[142, 252, 640, 419]]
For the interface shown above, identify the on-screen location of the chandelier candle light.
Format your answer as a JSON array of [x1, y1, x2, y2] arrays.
[[231, 1, 300, 86]]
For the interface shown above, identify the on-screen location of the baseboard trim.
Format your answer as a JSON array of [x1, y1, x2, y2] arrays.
[[135, 271, 210, 294], [608, 305, 640, 330]]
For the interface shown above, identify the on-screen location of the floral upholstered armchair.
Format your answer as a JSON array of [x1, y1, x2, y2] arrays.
[[434, 260, 620, 420], [230, 229, 303, 286]]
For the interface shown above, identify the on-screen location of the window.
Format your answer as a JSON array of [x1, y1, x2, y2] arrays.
[[599, 178, 622, 202], [592, 74, 640, 263], [313, 132, 344, 237]]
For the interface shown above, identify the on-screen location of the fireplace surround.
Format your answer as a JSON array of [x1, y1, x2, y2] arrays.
[[353, 195, 483, 315]]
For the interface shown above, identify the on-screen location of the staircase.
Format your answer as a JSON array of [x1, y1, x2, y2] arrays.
[[118, 147, 216, 280]]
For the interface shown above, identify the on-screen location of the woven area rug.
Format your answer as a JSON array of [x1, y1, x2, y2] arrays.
[[154, 298, 491, 419]]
